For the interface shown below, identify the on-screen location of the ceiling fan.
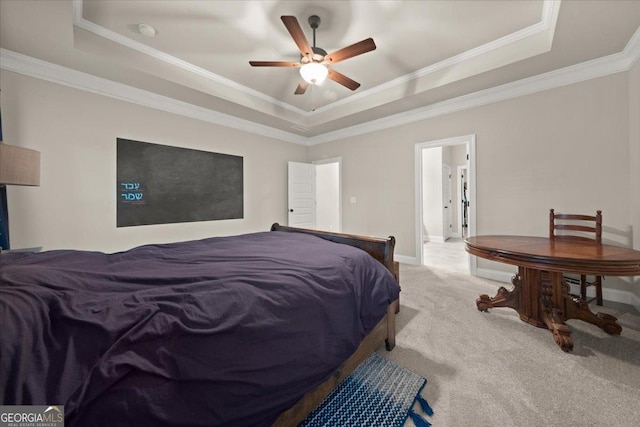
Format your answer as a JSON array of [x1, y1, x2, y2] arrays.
[[249, 15, 376, 95]]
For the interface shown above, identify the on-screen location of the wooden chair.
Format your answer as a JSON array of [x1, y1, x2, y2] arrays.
[[549, 209, 603, 305]]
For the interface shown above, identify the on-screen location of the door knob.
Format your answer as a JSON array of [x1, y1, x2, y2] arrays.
[[289, 209, 294, 212]]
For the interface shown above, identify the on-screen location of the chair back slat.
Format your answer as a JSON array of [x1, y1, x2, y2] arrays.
[[554, 224, 598, 233], [549, 209, 602, 244], [554, 214, 598, 221]]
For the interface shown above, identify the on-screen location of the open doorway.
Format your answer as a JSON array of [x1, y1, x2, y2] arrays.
[[415, 135, 476, 273], [287, 158, 341, 232], [313, 158, 341, 232]]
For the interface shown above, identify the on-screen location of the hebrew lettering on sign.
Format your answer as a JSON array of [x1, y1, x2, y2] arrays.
[[121, 183, 141, 190], [120, 193, 144, 201], [119, 182, 145, 205]]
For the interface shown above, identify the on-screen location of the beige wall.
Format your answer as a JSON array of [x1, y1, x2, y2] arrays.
[[309, 72, 634, 293], [310, 73, 630, 252], [630, 60, 640, 251], [1, 70, 307, 252], [2, 63, 637, 299], [629, 60, 640, 299]]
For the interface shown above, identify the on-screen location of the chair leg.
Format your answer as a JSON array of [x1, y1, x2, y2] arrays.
[[595, 276, 603, 306], [580, 274, 588, 301]]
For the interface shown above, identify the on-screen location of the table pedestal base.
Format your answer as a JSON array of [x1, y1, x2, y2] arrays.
[[476, 267, 621, 352]]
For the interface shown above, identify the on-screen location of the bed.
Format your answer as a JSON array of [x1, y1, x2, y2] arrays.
[[0, 224, 400, 426]]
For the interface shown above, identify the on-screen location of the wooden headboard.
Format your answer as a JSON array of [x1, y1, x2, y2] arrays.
[[270, 223, 396, 277]]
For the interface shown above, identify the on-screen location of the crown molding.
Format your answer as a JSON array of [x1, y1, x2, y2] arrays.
[[0, 49, 308, 146], [72, 0, 560, 121], [71, 0, 307, 117], [306, 24, 640, 145], [1, 25, 637, 146], [310, 0, 560, 116]]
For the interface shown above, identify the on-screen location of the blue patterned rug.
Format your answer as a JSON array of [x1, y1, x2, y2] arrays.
[[299, 352, 433, 427]]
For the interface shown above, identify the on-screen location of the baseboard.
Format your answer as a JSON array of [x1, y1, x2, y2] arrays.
[[424, 236, 445, 243], [395, 255, 419, 265], [398, 260, 640, 311], [567, 283, 640, 311], [475, 268, 515, 284]]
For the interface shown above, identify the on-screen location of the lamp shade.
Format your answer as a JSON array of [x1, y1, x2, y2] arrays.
[[0, 142, 40, 186], [299, 63, 328, 85]]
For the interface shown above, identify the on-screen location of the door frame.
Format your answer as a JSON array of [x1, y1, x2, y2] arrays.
[[456, 165, 468, 238], [442, 163, 452, 241], [415, 135, 477, 273]]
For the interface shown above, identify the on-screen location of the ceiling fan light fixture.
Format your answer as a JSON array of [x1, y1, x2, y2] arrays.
[[300, 62, 328, 85]]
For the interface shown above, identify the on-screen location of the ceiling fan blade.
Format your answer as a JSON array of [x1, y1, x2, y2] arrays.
[[323, 38, 376, 64], [294, 80, 309, 95], [327, 69, 361, 91], [249, 61, 301, 67], [281, 16, 313, 59]]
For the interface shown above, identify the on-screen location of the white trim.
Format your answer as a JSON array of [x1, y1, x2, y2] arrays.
[[310, 1, 560, 115], [415, 135, 477, 274], [72, 0, 560, 118], [475, 268, 516, 284], [0, 49, 308, 146], [71, 0, 307, 116], [1, 22, 638, 146], [395, 255, 419, 265], [442, 163, 453, 241], [456, 165, 468, 238], [425, 236, 446, 244], [306, 30, 639, 145]]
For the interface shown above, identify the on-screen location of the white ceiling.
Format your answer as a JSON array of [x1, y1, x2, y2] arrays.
[[0, 1, 639, 142]]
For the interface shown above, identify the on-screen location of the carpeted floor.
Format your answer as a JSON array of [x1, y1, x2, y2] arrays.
[[377, 240, 640, 427]]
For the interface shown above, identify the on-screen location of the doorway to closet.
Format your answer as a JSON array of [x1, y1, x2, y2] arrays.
[[287, 158, 341, 232], [415, 135, 476, 273]]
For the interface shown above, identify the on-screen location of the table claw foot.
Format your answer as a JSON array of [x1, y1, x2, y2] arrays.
[[553, 330, 573, 352], [476, 285, 520, 313], [476, 294, 492, 311], [597, 313, 622, 335], [550, 322, 573, 352], [543, 308, 574, 352], [565, 296, 622, 335]]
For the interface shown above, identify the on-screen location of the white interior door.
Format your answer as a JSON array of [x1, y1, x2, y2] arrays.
[[288, 162, 316, 228], [443, 164, 452, 240]]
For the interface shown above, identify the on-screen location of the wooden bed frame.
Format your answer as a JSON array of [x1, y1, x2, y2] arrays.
[[270, 224, 399, 426]]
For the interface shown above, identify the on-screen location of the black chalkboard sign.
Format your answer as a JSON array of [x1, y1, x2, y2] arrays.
[[117, 138, 243, 227]]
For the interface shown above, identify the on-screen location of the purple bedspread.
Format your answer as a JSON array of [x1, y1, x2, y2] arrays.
[[0, 231, 399, 426]]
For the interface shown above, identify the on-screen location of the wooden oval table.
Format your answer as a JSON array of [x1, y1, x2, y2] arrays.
[[465, 235, 640, 352]]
